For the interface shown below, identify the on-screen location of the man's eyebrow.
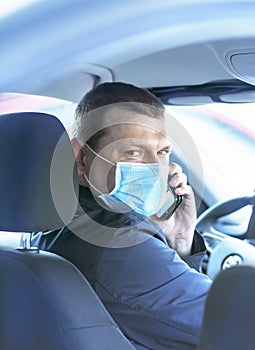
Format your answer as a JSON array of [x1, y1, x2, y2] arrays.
[[158, 146, 172, 154]]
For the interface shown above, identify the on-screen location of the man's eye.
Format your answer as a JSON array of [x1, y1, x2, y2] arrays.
[[126, 150, 140, 156], [158, 149, 170, 156]]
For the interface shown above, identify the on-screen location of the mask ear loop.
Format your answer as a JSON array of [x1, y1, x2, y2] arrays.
[[85, 143, 115, 166], [83, 173, 104, 195], [84, 143, 116, 195]]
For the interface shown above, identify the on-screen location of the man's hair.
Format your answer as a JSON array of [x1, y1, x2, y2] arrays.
[[72, 82, 165, 148]]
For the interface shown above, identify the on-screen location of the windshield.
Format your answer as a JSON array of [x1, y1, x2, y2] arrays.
[[167, 103, 255, 205]]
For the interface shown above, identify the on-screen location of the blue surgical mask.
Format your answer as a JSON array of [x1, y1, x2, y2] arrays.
[[84, 143, 168, 216]]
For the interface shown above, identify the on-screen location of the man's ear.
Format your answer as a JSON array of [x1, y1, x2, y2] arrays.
[[71, 138, 86, 176]]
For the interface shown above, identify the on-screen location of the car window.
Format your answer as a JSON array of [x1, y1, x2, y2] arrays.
[[0, 93, 76, 129], [166, 103, 255, 204]]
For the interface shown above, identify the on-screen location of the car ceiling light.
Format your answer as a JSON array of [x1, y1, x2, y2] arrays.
[[225, 49, 255, 87]]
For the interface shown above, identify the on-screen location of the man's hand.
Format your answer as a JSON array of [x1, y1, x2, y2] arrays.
[[151, 163, 197, 258]]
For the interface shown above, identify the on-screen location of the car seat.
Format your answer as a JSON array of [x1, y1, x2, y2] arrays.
[[0, 112, 135, 350], [198, 264, 255, 350]]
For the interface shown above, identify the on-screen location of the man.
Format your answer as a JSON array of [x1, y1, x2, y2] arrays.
[[32, 82, 212, 349]]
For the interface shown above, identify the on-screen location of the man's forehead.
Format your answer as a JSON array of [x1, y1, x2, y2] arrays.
[[103, 123, 170, 144], [79, 102, 167, 142]]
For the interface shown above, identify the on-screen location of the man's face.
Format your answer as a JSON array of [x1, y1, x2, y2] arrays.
[[84, 117, 171, 195]]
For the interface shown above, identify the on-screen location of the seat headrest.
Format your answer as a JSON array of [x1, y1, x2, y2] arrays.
[[199, 265, 255, 350], [0, 112, 79, 232]]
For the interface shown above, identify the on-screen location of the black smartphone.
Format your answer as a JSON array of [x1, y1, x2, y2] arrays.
[[156, 186, 183, 220]]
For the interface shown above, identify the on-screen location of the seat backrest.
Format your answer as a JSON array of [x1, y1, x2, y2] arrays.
[[0, 112, 78, 232], [0, 112, 135, 350], [198, 265, 255, 350]]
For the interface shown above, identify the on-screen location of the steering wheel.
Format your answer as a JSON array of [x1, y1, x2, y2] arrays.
[[196, 195, 255, 279]]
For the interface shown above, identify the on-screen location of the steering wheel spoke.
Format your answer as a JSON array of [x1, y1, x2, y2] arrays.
[[196, 194, 255, 279]]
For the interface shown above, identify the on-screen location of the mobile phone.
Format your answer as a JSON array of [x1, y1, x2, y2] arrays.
[[156, 186, 183, 220]]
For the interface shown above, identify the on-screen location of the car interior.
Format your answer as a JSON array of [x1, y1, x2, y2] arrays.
[[1, 0, 255, 349]]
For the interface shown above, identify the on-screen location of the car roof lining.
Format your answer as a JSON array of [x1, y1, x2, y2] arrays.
[[2, 1, 255, 103]]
